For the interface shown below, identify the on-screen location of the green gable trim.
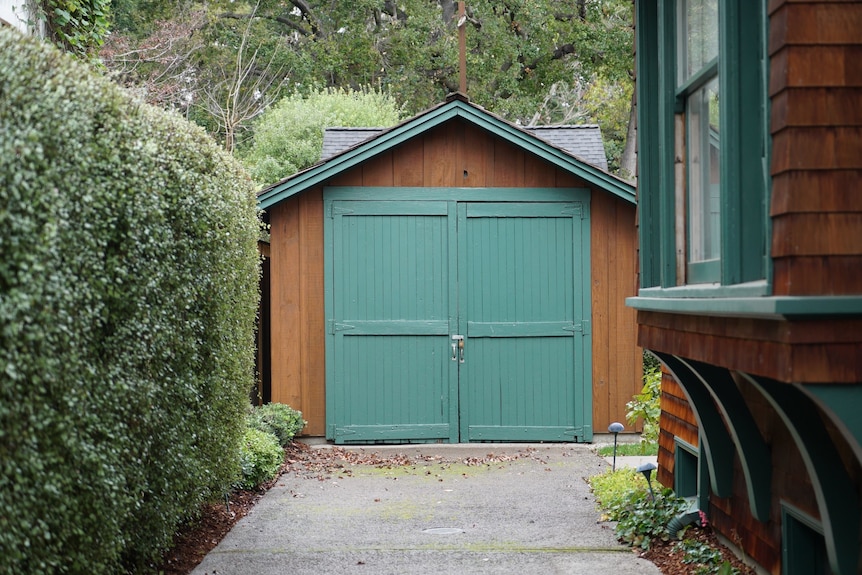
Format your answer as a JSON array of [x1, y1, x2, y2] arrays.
[[627, 294, 862, 319], [257, 98, 635, 211]]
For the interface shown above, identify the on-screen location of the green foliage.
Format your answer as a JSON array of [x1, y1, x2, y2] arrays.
[[588, 467, 648, 511], [0, 28, 260, 573], [674, 539, 741, 575], [240, 86, 402, 184], [627, 363, 662, 445], [248, 403, 306, 447], [105, 0, 636, 174], [596, 442, 658, 457], [676, 538, 723, 565], [589, 468, 688, 550], [237, 428, 284, 490], [42, 0, 112, 56], [610, 487, 689, 549]]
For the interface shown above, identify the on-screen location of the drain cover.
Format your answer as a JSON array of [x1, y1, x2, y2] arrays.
[[422, 527, 464, 535]]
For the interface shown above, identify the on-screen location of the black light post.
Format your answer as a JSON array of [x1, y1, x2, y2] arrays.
[[608, 422, 624, 471]]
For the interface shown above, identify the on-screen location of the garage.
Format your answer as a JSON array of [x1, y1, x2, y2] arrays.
[[258, 94, 640, 443]]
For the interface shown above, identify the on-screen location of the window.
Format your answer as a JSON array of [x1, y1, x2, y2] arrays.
[[782, 505, 833, 575], [677, 0, 721, 282], [635, 0, 768, 291]]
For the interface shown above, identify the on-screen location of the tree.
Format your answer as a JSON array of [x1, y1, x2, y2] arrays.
[[240, 86, 403, 185], [103, 0, 636, 174]]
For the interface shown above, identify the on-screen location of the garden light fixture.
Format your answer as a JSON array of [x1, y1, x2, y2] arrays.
[[637, 462, 657, 501], [608, 422, 625, 471]]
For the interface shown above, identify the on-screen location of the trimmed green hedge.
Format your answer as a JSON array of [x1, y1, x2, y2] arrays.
[[0, 28, 260, 574]]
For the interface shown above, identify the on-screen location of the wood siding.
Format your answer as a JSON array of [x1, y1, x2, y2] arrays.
[[591, 191, 642, 432], [656, 368, 698, 489], [769, 0, 862, 296], [268, 119, 640, 435], [637, 311, 862, 385]]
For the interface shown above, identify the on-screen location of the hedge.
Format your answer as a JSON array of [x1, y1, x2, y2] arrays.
[[0, 28, 260, 573]]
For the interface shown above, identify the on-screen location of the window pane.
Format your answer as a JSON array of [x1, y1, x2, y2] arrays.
[[687, 77, 720, 264], [677, 0, 719, 83]]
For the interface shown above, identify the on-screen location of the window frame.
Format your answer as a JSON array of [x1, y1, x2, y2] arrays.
[[635, 0, 769, 293]]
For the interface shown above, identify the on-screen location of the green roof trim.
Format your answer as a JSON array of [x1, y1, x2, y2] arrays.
[[257, 96, 635, 210]]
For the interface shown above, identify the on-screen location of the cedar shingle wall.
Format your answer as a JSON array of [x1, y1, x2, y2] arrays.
[[769, 0, 862, 296], [656, 368, 698, 489]]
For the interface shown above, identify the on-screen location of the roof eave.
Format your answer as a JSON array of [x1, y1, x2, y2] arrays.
[[257, 100, 635, 210]]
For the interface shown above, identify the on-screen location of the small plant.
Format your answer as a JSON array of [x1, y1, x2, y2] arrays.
[[588, 467, 648, 512], [248, 403, 306, 446], [610, 486, 689, 549], [673, 539, 742, 575], [627, 362, 662, 446], [676, 538, 722, 565], [237, 427, 284, 490]]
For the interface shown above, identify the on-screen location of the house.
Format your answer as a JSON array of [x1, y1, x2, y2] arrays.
[[258, 93, 642, 444], [0, 1, 41, 35], [628, 1, 862, 574]]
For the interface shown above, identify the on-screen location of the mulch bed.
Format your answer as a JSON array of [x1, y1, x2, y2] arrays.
[[157, 442, 756, 575]]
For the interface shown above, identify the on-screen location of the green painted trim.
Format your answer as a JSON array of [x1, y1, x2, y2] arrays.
[[257, 99, 635, 210], [333, 424, 453, 444], [686, 360, 771, 522], [579, 198, 593, 442], [467, 321, 577, 338], [781, 503, 829, 575], [635, 0, 662, 288], [803, 385, 862, 466], [627, 294, 862, 319], [744, 375, 860, 575], [446, 200, 460, 443], [655, 353, 735, 498], [675, 57, 719, 99], [323, 186, 591, 202], [687, 259, 721, 285], [467, 426, 582, 442], [674, 437, 700, 498], [657, 0, 677, 288], [333, 320, 449, 335], [637, 280, 768, 299], [323, 198, 336, 440]]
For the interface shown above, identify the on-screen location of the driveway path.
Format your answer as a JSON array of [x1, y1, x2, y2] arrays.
[[192, 443, 660, 575]]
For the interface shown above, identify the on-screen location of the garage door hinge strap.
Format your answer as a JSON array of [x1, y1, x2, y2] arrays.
[[329, 320, 355, 334], [565, 321, 590, 335]]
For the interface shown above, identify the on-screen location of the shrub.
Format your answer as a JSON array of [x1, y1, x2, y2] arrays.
[[0, 28, 259, 574], [248, 404, 306, 447], [589, 467, 688, 550], [627, 362, 662, 445], [237, 428, 284, 490], [610, 487, 688, 549]]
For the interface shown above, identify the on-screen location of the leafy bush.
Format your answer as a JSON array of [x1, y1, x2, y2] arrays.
[[589, 467, 648, 511], [237, 428, 284, 490], [240, 86, 403, 184], [0, 28, 260, 574], [627, 362, 662, 445], [589, 467, 688, 550], [610, 487, 688, 549], [674, 539, 740, 575], [248, 403, 306, 447]]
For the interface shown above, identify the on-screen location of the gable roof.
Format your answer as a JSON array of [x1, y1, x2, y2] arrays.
[[321, 124, 609, 171], [258, 93, 635, 210]]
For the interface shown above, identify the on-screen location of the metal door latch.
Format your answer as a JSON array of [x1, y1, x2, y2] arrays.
[[451, 335, 464, 363]]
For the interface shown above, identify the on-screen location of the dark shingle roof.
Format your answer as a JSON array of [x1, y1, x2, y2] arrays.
[[321, 124, 608, 171]]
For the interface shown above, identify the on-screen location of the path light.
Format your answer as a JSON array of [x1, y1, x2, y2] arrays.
[[608, 422, 624, 471], [637, 462, 657, 501]]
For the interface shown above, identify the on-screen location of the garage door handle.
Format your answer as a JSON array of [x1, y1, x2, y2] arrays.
[[451, 335, 464, 363]]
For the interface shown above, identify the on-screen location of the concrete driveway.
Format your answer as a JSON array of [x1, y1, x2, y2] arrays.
[[192, 443, 660, 575]]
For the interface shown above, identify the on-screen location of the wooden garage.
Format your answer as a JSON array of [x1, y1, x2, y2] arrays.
[[258, 93, 640, 443]]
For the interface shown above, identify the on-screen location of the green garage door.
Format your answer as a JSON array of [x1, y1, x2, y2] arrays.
[[325, 188, 591, 444]]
